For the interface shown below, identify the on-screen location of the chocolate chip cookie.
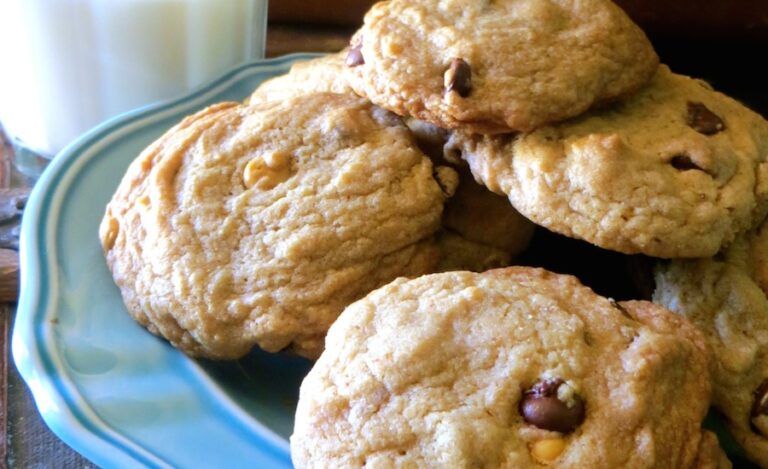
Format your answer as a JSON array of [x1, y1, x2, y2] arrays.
[[100, 93, 455, 360], [404, 119, 535, 271], [249, 59, 533, 273], [292, 267, 717, 467], [345, 0, 658, 133], [458, 65, 768, 258], [654, 219, 768, 466]]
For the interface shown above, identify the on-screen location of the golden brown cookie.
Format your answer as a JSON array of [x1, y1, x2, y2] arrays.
[[654, 219, 768, 466], [694, 431, 733, 469], [248, 52, 354, 105], [405, 118, 535, 271], [345, 0, 658, 133], [458, 66, 768, 258], [442, 167, 534, 258], [435, 231, 512, 273], [100, 93, 454, 360], [292, 267, 714, 467], [249, 57, 531, 273]]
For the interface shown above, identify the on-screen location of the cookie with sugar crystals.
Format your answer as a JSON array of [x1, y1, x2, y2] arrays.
[[654, 219, 768, 466], [345, 0, 658, 133], [292, 267, 717, 468], [100, 92, 455, 360], [458, 65, 768, 258]]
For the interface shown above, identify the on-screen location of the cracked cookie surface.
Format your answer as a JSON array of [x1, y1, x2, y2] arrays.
[[100, 93, 450, 360], [251, 61, 534, 272], [346, 0, 658, 133], [292, 267, 716, 468], [458, 66, 768, 258], [405, 119, 535, 271], [654, 219, 768, 466]]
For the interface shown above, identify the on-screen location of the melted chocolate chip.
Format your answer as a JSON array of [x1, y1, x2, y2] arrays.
[[686, 102, 725, 135], [669, 154, 705, 172], [444, 58, 472, 98], [346, 44, 364, 67], [752, 379, 768, 419], [520, 379, 585, 433]]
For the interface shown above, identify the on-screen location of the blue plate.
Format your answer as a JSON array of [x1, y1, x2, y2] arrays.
[[12, 54, 322, 468]]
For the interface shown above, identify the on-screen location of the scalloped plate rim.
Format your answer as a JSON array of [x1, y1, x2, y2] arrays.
[[12, 53, 322, 468]]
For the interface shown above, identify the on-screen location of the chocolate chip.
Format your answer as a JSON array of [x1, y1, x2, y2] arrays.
[[444, 58, 472, 98], [669, 154, 705, 172], [520, 379, 585, 433], [346, 44, 364, 67], [752, 379, 768, 419], [611, 299, 633, 319], [686, 102, 725, 135]]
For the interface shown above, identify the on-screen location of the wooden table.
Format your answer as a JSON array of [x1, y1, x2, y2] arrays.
[[0, 21, 767, 468]]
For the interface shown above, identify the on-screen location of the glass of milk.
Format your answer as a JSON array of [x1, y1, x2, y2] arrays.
[[0, 0, 268, 159]]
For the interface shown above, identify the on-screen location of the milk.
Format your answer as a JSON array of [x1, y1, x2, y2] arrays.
[[0, 0, 267, 157]]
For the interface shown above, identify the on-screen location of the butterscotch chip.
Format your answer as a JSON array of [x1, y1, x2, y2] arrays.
[[346, 0, 658, 133], [99, 93, 451, 360], [530, 438, 566, 464], [99, 215, 119, 250], [292, 267, 715, 468], [242, 151, 293, 190], [456, 66, 768, 258]]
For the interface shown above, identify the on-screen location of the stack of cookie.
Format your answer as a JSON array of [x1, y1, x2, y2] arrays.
[[100, 0, 768, 466]]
